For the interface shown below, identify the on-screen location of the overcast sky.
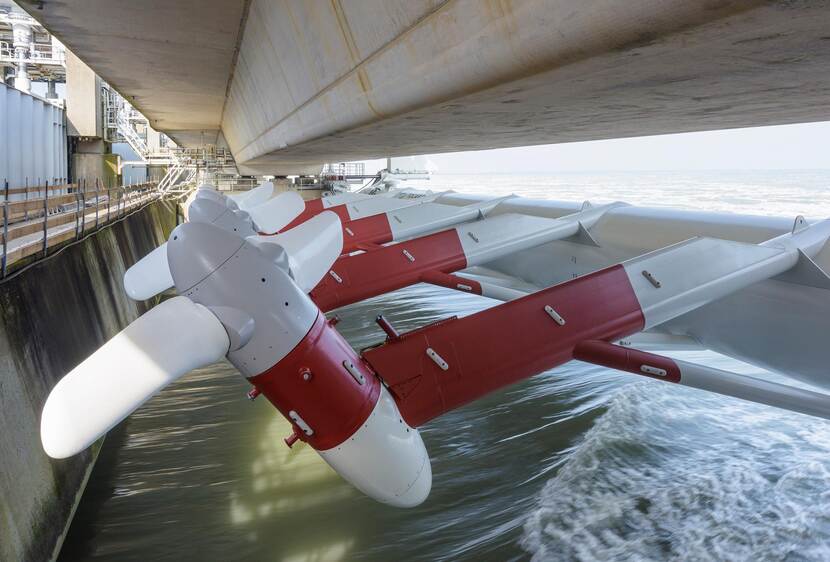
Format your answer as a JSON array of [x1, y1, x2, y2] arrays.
[[364, 121, 830, 174]]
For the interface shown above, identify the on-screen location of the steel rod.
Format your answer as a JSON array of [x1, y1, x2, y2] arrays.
[[2, 179, 8, 278], [42, 180, 49, 257]]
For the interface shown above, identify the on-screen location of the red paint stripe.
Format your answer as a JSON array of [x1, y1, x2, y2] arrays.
[[249, 314, 381, 450], [279, 200, 352, 232], [310, 229, 467, 312], [573, 340, 681, 383], [361, 265, 645, 427], [341, 213, 393, 253]]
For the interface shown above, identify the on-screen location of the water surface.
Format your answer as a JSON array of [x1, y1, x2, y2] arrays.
[[61, 171, 830, 561]]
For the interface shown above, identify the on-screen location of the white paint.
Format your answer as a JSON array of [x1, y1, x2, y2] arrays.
[[622, 219, 830, 330], [247, 190, 305, 233], [254, 211, 343, 292], [623, 238, 795, 330], [387, 197, 511, 240], [319, 386, 431, 508], [457, 203, 621, 266], [322, 192, 370, 208], [343, 193, 440, 221], [236, 181, 274, 211], [123, 242, 174, 301], [675, 359, 830, 421], [40, 297, 229, 458]]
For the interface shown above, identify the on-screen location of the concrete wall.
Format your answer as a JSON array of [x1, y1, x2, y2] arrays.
[[0, 82, 68, 190], [0, 199, 177, 562], [65, 51, 102, 139], [72, 139, 120, 188]]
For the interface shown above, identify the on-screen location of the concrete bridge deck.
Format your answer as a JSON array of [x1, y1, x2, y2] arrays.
[[18, 0, 830, 174]]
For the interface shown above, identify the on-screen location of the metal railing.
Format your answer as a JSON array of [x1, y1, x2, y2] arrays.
[[0, 179, 162, 277], [321, 162, 366, 180], [0, 41, 66, 66], [210, 175, 260, 192]]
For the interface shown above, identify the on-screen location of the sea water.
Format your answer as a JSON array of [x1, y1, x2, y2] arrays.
[[60, 171, 830, 561]]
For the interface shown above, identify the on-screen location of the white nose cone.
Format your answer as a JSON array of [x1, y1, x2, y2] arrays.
[[319, 386, 432, 507]]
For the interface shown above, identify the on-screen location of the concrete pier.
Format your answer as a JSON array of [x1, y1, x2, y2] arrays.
[[0, 200, 176, 562]]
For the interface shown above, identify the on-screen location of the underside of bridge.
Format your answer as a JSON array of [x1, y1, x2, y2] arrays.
[[18, 0, 830, 175]]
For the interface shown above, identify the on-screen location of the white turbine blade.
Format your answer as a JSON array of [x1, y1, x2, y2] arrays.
[[238, 181, 275, 211], [257, 211, 343, 292], [123, 243, 174, 301], [248, 191, 306, 234], [41, 296, 229, 459]]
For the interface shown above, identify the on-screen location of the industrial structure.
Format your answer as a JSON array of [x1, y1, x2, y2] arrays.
[[1, 1, 830, 561], [5, 0, 828, 175]]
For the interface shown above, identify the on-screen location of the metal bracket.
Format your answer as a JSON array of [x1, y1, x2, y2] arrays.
[[640, 364, 667, 377], [642, 270, 661, 288], [329, 270, 343, 283], [402, 249, 415, 262], [563, 221, 601, 247], [343, 360, 366, 385], [544, 305, 566, 325], [792, 215, 808, 234], [426, 347, 449, 370], [289, 410, 314, 436]]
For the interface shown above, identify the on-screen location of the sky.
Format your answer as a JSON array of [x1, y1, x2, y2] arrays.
[[362, 121, 830, 174]]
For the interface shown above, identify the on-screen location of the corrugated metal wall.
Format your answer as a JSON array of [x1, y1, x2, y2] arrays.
[[0, 83, 68, 194]]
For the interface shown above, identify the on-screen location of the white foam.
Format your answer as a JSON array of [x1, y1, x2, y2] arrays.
[[520, 381, 830, 561]]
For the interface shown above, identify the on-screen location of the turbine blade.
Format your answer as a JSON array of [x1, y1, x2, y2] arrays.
[[255, 211, 343, 292], [41, 296, 229, 458], [238, 181, 275, 211], [123, 242, 174, 301], [248, 191, 306, 234]]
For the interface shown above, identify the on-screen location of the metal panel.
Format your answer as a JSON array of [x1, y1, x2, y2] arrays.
[[0, 84, 67, 194], [7, 88, 21, 187], [21, 95, 34, 185], [0, 87, 6, 183]]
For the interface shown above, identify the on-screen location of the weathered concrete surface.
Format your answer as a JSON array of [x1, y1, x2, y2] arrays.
[[65, 51, 103, 139], [17, 0, 249, 147], [0, 200, 176, 562], [21, 1, 830, 174]]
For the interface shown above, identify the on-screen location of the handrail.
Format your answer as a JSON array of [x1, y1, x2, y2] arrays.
[[0, 180, 162, 277]]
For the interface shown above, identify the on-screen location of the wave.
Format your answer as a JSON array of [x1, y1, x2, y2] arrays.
[[520, 381, 830, 561]]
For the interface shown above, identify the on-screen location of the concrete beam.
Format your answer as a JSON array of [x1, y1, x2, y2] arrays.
[[18, 0, 249, 146], [224, 0, 830, 173], [21, 0, 830, 174]]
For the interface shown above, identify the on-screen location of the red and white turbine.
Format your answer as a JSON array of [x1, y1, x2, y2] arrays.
[[41, 187, 830, 508], [43, 215, 431, 507]]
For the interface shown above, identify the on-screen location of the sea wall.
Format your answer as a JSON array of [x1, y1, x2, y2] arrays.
[[0, 199, 177, 562]]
